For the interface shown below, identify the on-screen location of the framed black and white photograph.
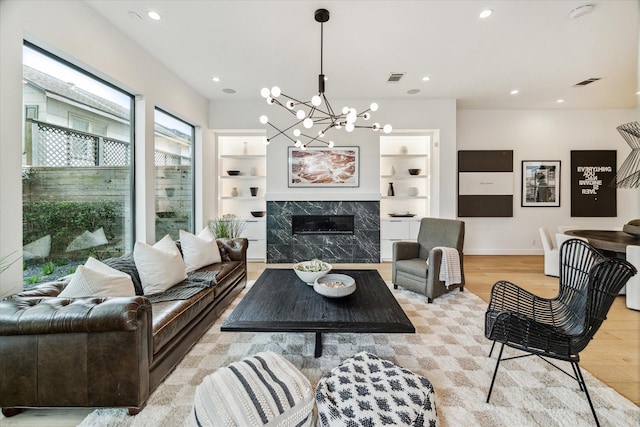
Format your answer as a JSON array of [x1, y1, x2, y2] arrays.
[[288, 146, 359, 187], [521, 160, 560, 207]]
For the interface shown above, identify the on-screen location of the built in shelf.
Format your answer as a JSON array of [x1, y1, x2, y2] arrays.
[[220, 196, 266, 200], [380, 154, 429, 158], [220, 154, 266, 159], [380, 175, 429, 179], [381, 196, 429, 200]]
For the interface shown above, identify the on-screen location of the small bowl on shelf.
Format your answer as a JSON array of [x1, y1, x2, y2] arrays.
[[227, 170, 240, 176], [250, 211, 266, 217], [408, 168, 421, 175]]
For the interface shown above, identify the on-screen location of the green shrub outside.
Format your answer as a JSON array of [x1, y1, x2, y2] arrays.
[[23, 200, 122, 262]]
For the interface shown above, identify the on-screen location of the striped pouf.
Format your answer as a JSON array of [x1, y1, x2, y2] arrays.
[[188, 351, 314, 427], [315, 352, 439, 426]]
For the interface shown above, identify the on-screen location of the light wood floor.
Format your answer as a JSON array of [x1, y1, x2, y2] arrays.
[[2, 255, 637, 426]]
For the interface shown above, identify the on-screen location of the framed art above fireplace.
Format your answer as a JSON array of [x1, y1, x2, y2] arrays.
[[288, 146, 359, 187]]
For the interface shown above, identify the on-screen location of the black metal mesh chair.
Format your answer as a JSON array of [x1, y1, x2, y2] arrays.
[[484, 238, 636, 427]]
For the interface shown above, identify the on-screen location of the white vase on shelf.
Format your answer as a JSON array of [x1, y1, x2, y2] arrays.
[[231, 187, 239, 197]]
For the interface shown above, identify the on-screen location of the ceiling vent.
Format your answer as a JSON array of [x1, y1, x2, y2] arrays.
[[387, 73, 405, 83], [573, 77, 601, 87]]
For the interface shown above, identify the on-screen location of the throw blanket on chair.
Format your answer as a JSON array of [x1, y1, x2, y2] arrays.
[[433, 247, 461, 288]]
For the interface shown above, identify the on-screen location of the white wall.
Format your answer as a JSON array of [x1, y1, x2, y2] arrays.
[[457, 109, 640, 255], [209, 98, 457, 216], [0, 0, 210, 296]]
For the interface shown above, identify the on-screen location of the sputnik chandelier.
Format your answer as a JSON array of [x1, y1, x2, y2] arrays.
[[259, 8, 392, 149]]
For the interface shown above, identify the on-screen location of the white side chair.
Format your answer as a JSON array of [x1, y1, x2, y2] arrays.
[[539, 227, 558, 277], [626, 245, 640, 311]]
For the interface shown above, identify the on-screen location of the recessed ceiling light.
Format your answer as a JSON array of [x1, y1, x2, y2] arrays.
[[128, 11, 142, 20], [422, 76, 431, 82], [557, 99, 565, 103], [407, 89, 421, 95], [147, 10, 161, 21], [223, 88, 236, 94], [568, 4, 594, 19], [212, 76, 220, 82], [479, 9, 493, 19], [510, 89, 519, 95]]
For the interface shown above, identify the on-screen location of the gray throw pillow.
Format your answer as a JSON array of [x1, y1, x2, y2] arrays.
[[102, 255, 144, 295]]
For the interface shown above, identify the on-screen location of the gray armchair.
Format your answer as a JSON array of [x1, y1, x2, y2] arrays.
[[392, 218, 465, 302]]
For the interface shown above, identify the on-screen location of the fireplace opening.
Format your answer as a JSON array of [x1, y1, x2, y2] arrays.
[[292, 215, 354, 235]]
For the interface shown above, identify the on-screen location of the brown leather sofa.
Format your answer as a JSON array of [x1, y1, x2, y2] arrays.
[[0, 237, 247, 416]]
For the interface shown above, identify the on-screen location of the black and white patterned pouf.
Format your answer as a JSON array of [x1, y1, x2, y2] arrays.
[[315, 352, 439, 426], [188, 351, 314, 426]]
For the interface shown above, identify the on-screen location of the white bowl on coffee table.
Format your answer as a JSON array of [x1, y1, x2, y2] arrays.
[[293, 260, 332, 285], [314, 274, 356, 298]]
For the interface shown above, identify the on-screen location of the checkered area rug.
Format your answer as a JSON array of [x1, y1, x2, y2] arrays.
[[80, 282, 639, 426]]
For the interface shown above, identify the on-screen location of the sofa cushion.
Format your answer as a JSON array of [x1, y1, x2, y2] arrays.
[[58, 257, 136, 298], [151, 260, 245, 355], [102, 255, 144, 295], [179, 228, 222, 272], [134, 235, 187, 295]]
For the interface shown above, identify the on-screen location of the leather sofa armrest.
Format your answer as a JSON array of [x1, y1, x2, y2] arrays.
[[392, 241, 420, 261], [218, 237, 248, 262], [0, 296, 152, 335]]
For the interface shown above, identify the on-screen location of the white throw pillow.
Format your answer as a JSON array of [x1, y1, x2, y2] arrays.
[[134, 234, 188, 295], [59, 256, 135, 298], [179, 227, 222, 272]]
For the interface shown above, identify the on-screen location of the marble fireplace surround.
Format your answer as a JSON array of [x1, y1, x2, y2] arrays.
[[266, 201, 380, 263]]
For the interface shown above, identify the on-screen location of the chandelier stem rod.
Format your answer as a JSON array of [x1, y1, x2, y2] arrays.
[[320, 22, 324, 76]]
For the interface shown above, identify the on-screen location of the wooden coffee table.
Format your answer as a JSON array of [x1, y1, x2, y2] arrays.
[[221, 268, 415, 357]]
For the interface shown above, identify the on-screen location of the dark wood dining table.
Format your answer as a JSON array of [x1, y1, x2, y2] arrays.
[[565, 229, 640, 255]]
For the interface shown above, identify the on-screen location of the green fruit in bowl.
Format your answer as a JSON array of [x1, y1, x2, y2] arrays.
[[294, 259, 330, 272]]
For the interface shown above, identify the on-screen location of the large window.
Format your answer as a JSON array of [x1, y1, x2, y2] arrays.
[[22, 42, 134, 285], [154, 108, 194, 240]]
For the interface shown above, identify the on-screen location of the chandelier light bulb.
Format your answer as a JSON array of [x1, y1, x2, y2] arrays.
[[370, 102, 379, 112], [260, 87, 270, 98], [259, 115, 269, 124], [311, 95, 322, 106], [346, 123, 355, 132], [318, 130, 325, 137], [296, 110, 306, 120], [372, 123, 380, 131], [271, 86, 281, 97], [383, 124, 393, 134], [342, 106, 350, 115], [263, 138, 270, 145], [266, 97, 275, 105], [346, 113, 357, 124], [335, 123, 342, 130], [349, 108, 357, 116], [293, 129, 301, 137], [303, 118, 313, 128], [295, 140, 302, 147], [301, 144, 307, 151], [286, 100, 296, 109], [328, 140, 335, 148], [363, 112, 371, 120]]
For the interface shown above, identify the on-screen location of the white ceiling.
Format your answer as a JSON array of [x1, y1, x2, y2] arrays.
[[85, 0, 639, 109]]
